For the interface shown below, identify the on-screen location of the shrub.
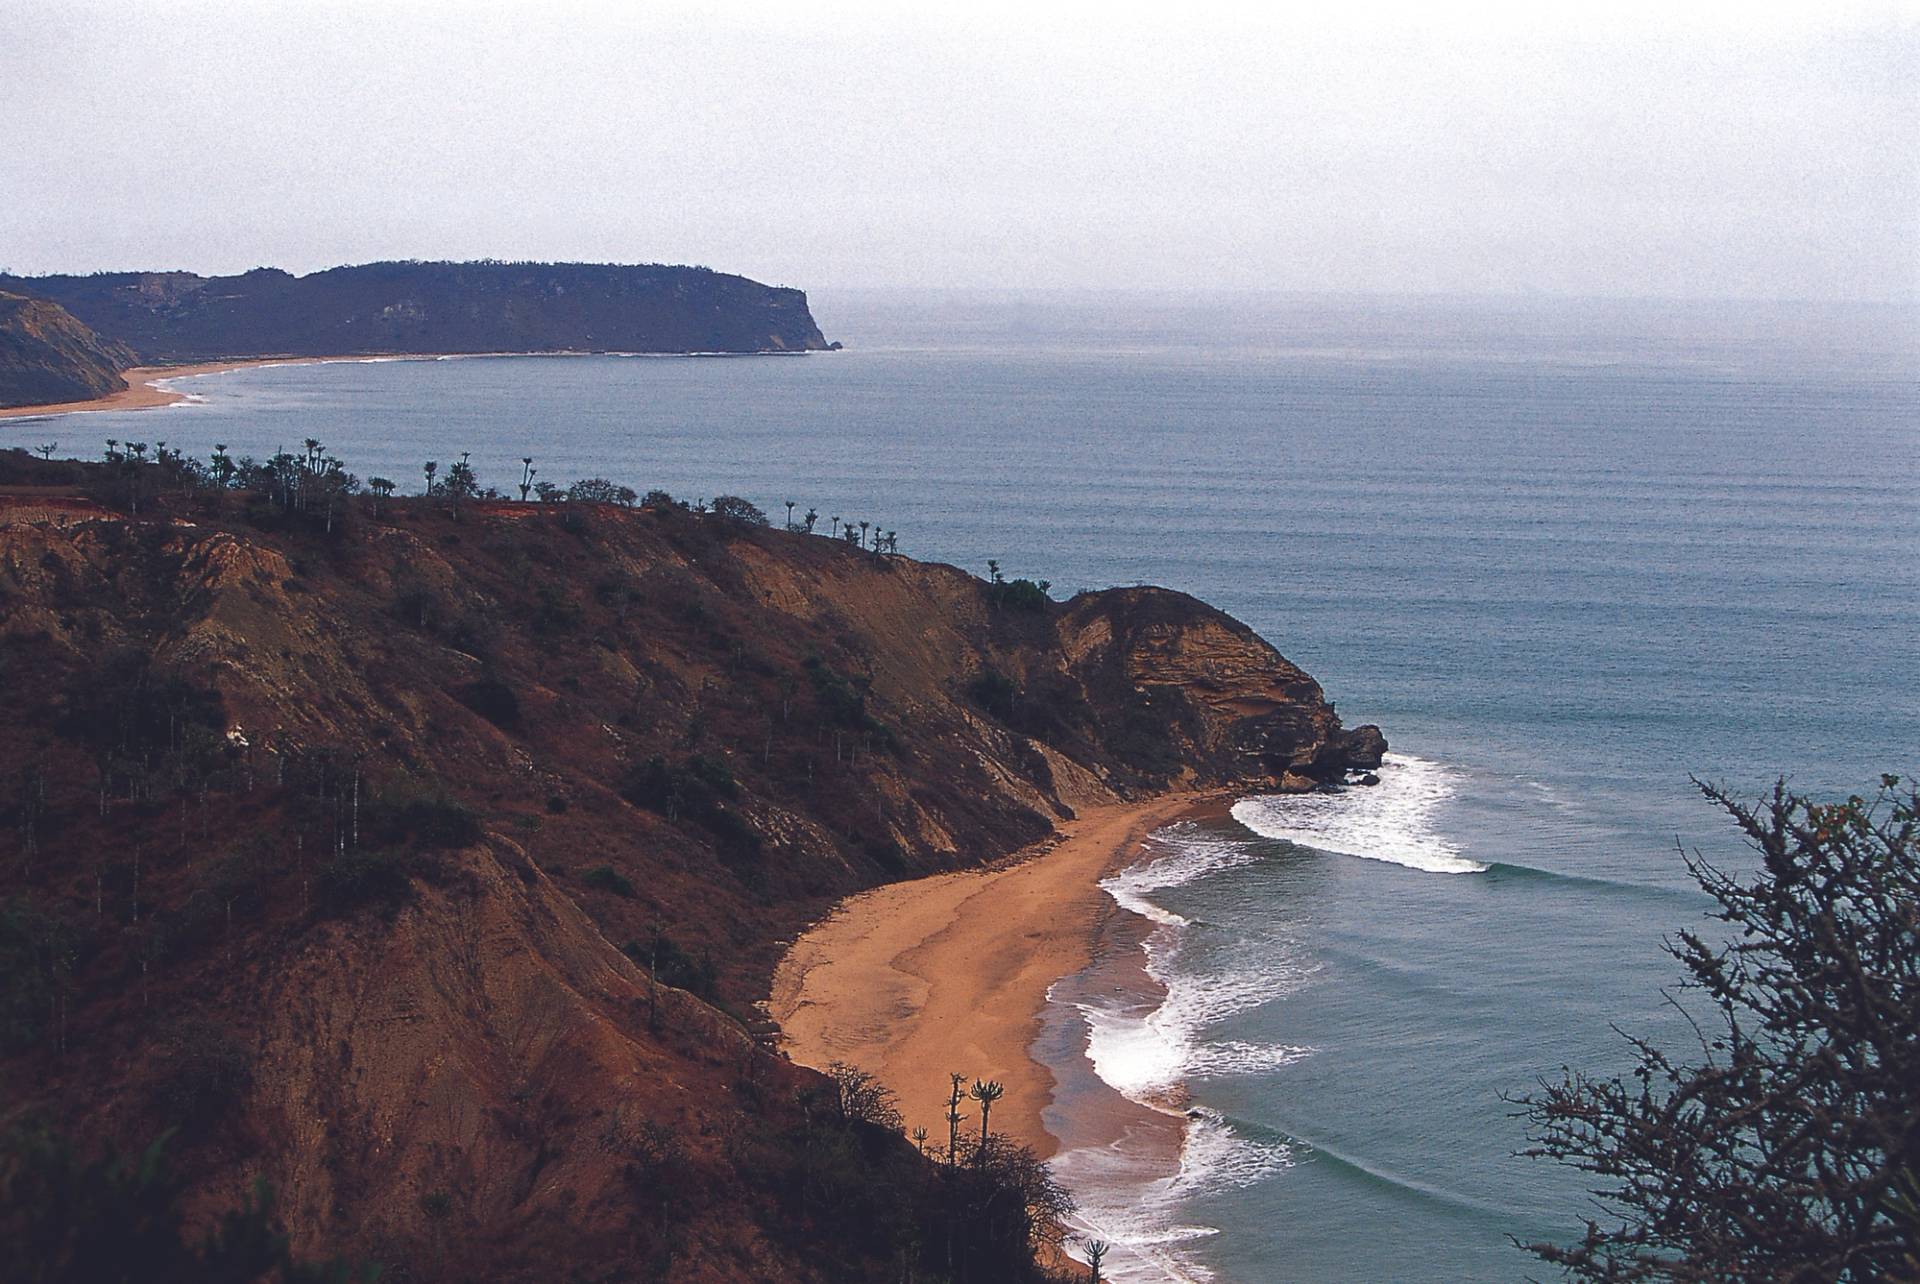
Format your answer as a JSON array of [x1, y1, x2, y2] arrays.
[[621, 931, 718, 999], [984, 577, 1052, 612], [621, 756, 761, 857], [825, 1062, 902, 1131], [966, 666, 1020, 719], [568, 478, 637, 506], [531, 584, 582, 633], [313, 848, 417, 918], [710, 495, 769, 526], [454, 677, 520, 728], [360, 778, 482, 849], [803, 658, 888, 739], [581, 865, 636, 898]]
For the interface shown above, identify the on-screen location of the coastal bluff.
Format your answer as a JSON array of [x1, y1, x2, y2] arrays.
[[0, 289, 133, 408], [0, 259, 832, 374], [0, 448, 1378, 1281]]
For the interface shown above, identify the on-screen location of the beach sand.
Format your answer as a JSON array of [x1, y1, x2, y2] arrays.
[[0, 356, 436, 422], [768, 792, 1213, 1160]]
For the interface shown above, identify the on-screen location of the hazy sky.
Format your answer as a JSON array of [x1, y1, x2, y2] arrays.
[[3, 0, 1915, 299]]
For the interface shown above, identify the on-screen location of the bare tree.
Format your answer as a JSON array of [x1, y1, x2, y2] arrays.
[[946, 1071, 969, 1168], [1517, 776, 1920, 1282]]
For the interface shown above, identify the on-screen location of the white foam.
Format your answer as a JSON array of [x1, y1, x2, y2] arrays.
[[1052, 1108, 1296, 1284], [1050, 826, 1322, 1281], [1176, 1106, 1294, 1193], [1081, 831, 1317, 1102], [1230, 753, 1487, 874]]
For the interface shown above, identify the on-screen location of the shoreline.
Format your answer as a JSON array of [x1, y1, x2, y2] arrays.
[[0, 355, 426, 422], [0, 347, 834, 424], [767, 791, 1220, 1163]]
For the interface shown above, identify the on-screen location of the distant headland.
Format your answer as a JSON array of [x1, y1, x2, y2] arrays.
[[0, 259, 836, 411]]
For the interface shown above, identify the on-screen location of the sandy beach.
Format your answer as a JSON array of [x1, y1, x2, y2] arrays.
[[768, 792, 1214, 1160], [0, 355, 442, 422]]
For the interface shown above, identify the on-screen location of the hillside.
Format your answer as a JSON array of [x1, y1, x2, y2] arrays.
[[0, 448, 1381, 1281], [0, 290, 134, 409], [0, 260, 832, 365]]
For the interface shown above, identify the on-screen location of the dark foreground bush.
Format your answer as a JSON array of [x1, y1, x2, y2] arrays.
[[1518, 776, 1920, 1282]]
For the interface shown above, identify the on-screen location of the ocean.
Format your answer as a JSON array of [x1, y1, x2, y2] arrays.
[[40, 290, 1919, 1281]]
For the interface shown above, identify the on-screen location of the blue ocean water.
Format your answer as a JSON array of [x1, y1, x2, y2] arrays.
[[34, 291, 1919, 1280]]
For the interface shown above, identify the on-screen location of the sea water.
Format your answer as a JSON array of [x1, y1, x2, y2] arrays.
[[43, 291, 1919, 1281]]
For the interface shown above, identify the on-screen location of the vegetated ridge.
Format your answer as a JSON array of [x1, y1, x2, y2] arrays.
[[0, 447, 1382, 1281], [0, 290, 135, 409], [0, 260, 833, 369]]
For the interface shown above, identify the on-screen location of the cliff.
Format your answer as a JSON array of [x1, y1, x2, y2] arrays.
[[0, 260, 831, 365], [0, 290, 134, 408], [0, 450, 1379, 1280]]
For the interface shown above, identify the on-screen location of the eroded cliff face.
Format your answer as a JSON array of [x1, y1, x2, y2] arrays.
[[0, 290, 133, 408], [0, 455, 1379, 1279]]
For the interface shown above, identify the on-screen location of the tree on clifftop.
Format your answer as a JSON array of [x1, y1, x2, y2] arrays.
[[711, 495, 769, 526], [1517, 776, 1919, 1282]]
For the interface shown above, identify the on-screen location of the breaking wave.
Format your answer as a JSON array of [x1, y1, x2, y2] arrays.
[[1230, 753, 1487, 874]]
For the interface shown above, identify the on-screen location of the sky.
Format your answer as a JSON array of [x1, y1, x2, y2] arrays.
[[2, 0, 1915, 300]]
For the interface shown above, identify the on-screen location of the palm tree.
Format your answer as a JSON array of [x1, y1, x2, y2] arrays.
[[423, 460, 438, 495], [830, 514, 841, 538], [858, 519, 870, 548], [785, 499, 797, 529], [970, 1078, 1004, 1147], [519, 457, 536, 502], [1085, 1239, 1109, 1283]]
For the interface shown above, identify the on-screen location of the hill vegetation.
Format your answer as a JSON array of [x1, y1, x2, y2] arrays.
[[0, 260, 832, 370]]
